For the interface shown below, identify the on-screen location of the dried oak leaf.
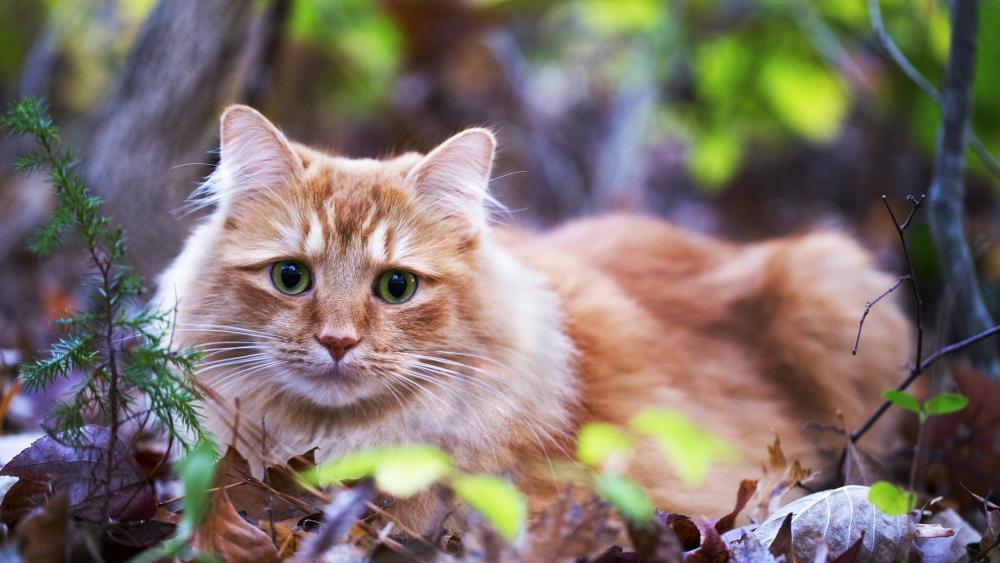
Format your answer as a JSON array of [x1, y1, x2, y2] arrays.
[[521, 489, 622, 562], [766, 513, 794, 563], [685, 517, 730, 563], [192, 488, 280, 563], [940, 366, 1000, 497], [0, 425, 155, 522], [264, 448, 320, 506], [216, 446, 317, 522], [627, 510, 683, 562], [664, 513, 701, 551], [0, 477, 48, 526], [715, 480, 758, 534], [258, 518, 303, 559], [754, 486, 912, 562], [750, 436, 813, 524]]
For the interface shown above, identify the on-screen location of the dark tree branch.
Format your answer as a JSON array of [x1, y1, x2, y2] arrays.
[[926, 0, 1000, 380], [82, 0, 254, 275], [239, 0, 292, 109], [868, 0, 1000, 180], [852, 323, 1000, 442]]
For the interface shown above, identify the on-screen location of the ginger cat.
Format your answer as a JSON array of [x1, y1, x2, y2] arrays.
[[157, 105, 909, 529]]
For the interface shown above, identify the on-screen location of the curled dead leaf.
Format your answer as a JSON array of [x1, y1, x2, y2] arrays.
[[523, 489, 622, 562], [192, 488, 280, 563], [751, 436, 813, 524], [754, 486, 912, 562], [715, 480, 757, 534], [685, 517, 729, 563]]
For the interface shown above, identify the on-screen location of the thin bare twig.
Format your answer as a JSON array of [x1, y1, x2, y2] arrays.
[[853, 275, 909, 355], [882, 194, 926, 368], [850, 194, 1000, 442]]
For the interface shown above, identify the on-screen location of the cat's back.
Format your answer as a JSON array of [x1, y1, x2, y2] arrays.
[[500, 213, 909, 515]]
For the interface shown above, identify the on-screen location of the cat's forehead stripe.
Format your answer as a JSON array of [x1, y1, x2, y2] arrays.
[[366, 221, 389, 264], [303, 210, 325, 256]]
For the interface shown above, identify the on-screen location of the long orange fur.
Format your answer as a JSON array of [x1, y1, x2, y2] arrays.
[[157, 105, 910, 529]]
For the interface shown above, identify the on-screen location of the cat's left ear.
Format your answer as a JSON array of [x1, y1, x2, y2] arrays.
[[405, 128, 496, 240], [216, 105, 303, 205]]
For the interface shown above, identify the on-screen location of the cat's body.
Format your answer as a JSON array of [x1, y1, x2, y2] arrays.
[[157, 106, 909, 529]]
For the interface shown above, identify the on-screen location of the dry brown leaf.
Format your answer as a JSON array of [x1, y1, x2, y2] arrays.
[[0, 426, 157, 522], [18, 493, 68, 563], [922, 366, 1000, 503], [193, 488, 280, 563], [521, 489, 621, 561], [751, 436, 813, 523], [685, 517, 730, 563], [0, 477, 48, 526], [258, 518, 303, 559], [626, 509, 682, 562], [715, 479, 758, 534], [215, 446, 317, 522], [755, 486, 912, 562], [664, 512, 700, 551], [767, 513, 795, 563]]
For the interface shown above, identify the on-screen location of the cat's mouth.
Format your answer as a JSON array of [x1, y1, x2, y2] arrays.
[[300, 360, 358, 381]]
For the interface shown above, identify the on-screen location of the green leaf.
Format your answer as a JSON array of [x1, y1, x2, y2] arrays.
[[577, 0, 665, 34], [868, 481, 913, 516], [311, 445, 454, 498], [175, 440, 217, 531], [451, 474, 526, 542], [630, 409, 736, 486], [759, 55, 848, 142], [882, 390, 921, 414], [577, 422, 633, 467], [594, 474, 655, 524], [309, 449, 386, 485], [689, 129, 743, 190], [373, 445, 453, 498], [923, 393, 969, 416]]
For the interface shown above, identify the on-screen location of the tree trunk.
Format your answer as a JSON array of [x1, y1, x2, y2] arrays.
[[82, 0, 254, 275], [927, 0, 1000, 379]]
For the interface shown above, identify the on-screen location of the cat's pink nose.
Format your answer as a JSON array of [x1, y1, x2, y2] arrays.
[[315, 332, 360, 361]]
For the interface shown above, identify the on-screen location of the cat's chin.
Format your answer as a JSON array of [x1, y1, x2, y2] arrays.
[[275, 364, 385, 409]]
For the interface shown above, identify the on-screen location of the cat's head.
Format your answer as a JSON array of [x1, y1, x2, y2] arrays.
[[169, 105, 509, 410]]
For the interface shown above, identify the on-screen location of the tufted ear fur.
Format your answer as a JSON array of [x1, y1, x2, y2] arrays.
[[214, 105, 303, 206], [405, 128, 496, 241]]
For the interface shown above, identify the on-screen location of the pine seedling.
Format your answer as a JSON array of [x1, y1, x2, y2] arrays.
[[2, 98, 205, 513]]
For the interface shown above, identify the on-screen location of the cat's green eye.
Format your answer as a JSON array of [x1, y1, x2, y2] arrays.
[[270, 261, 312, 295], [375, 270, 418, 303]]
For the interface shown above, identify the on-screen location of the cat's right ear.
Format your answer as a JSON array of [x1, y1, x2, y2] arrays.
[[216, 105, 302, 205]]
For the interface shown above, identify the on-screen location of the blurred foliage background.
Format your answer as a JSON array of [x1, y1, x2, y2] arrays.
[[0, 0, 999, 358]]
